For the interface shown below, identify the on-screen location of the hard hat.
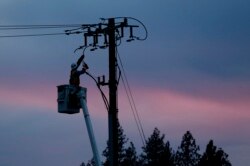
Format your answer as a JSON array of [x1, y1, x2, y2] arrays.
[[71, 63, 77, 69]]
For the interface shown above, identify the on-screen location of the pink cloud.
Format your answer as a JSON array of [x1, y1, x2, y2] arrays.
[[117, 86, 250, 142], [120, 86, 248, 116], [1, 81, 249, 135], [0, 83, 108, 118]]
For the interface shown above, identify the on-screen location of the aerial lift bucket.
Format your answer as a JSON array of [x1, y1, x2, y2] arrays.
[[57, 84, 86, 114], [56, 84, 101, 166]]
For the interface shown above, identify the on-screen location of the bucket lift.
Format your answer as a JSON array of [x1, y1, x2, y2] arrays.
[[57, 84, 101, 166]]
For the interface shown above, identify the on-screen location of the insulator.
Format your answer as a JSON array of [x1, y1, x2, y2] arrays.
[[129, 26, 134, 38], [95, 35, 98, 45], [104, 34, 108, 45], [124, 18, 128, 26], [102, 75, 105, 83], [121, 26, 124, 38], [84, 34, 88, 46], [126, 38, 134, 42], [90, 47, 97, 51], [99, 45, 107, 49], [93, 36, 97, 47]]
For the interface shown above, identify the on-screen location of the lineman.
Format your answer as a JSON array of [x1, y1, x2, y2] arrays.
[[69, 54, 89, 86], [69, 54, 89, 108]]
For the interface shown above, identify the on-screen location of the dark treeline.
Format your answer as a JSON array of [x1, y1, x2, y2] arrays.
[[82, 124, 232, 166]]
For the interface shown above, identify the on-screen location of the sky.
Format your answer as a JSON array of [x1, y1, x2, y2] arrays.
[[0, 0, 250, 165]]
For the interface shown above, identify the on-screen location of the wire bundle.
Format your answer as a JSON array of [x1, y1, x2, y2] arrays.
[[0, 24, 82, 38]]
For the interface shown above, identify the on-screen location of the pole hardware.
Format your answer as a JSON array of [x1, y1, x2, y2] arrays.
[[65, 17, 147, 52], [97, 75, 108, 86]]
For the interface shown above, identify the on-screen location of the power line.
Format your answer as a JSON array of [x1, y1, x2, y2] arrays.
[[0, 32, 67, 38], [121, 17, 148, 41], [86, 72, 109, 111], [0, 26, 79, 30], [0, 24, 82, 29], [116, 47, 147, 146], [119, 69, 146, 147], [0, 24, 84, 38]]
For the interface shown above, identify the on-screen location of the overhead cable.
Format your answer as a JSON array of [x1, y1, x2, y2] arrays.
[[0, 32, 67, 38], [0, 24, 83, 38], [0, 24, 83, 30], [116, 48, 147, 146], [85, 72, 109, 111]]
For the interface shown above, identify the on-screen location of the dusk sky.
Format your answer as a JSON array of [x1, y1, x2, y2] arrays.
[[1, 0, 250, 166]]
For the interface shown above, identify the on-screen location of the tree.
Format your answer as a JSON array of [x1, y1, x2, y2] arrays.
[[140, 128, 174, 166], [102, 122, 129, 166], [80, 158, 95, 166], [175, 131, 201, 166], [121, 142, 138, 166], [199, 140, 232, 166]]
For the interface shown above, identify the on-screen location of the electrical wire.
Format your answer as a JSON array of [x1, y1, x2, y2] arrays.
[[115, 30, 122, 47], [101, 17, 148, 41], [0, 24, 84, 38], [0, 32, 67, 38], [0, 24, 83, 30], [118, 65, 146, 147], [85, 72, 109, 111], [125, 17, 148, 41], [116, 47, 147, 146], [118, 64, 146, 147]]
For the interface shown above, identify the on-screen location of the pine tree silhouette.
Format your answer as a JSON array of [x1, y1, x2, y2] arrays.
[[199, 140, 232, 166], [140, 128, 174, 166], [175, 131, 201, 166]]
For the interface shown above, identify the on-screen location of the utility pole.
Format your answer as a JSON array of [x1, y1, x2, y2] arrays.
[[108, 18, 118, 166], [64, 17, 147, 166]]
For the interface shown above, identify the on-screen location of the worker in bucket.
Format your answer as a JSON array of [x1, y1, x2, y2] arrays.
[[69, 54, 89, 108], [69, 54, 89, 86]]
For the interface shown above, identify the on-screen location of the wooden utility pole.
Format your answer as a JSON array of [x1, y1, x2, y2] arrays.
[[108, 18, 118, 166]]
